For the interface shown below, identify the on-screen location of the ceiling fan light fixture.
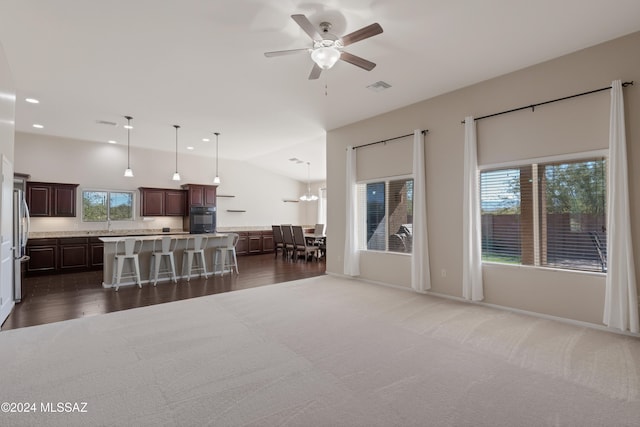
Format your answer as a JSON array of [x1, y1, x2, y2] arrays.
[[311, 46, 340, 70]]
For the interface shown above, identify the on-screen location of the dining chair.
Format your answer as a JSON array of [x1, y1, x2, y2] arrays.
[[280, 224, 295, 259], [292, 225, 319, 262], [271, 225, 285, 258]]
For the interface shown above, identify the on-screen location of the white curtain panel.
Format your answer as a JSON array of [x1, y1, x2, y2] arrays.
[[317, 187, 327, 226], [411, 130, 431, 292], [462, 117, 484, 301], [603, 80, 639, 333], [343, 146, 360, 276]]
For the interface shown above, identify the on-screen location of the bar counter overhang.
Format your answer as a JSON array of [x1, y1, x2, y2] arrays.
[[100, 233, 229, 288]]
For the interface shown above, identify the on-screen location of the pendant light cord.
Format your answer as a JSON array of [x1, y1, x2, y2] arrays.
[[307, 162, 312, 195], [174, 125, 180, 172], [125, 115, 132, 168], [215, 132, 220, 177]]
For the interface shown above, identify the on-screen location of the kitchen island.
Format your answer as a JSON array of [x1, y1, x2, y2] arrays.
[[100, 233, 229, 288]]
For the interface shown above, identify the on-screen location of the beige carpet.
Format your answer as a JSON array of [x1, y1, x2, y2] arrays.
[[0, 275, 638, 426]]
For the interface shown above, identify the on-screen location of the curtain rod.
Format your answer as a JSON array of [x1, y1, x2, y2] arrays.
[[460, 81, 634, 124], [351, 130, 428, 150]]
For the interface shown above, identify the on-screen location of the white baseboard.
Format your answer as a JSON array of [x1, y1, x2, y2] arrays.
[[326, 272, 640, 338]]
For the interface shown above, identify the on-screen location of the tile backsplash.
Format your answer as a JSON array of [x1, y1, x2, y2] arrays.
[[29, 216, 184, 234]]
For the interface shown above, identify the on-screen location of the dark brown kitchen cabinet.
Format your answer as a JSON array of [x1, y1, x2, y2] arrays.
[[89, 237, 104, 269], [27, 237, 99, 275], [165, 190, 187, 216], [26, 182, 78, 217], [230, 230, 273, 256], [53, 186, 77, 216], [58, 238, 89, 271], [262, 231, 274, 252], [182, 184, 216, 207], [26, 184, 51, 216], [139, 188, 165, 216], [249, 231, 263, 254], [139, 187, 186, 216], [235, 232, 249, 255], [26, 239, 57, 273]]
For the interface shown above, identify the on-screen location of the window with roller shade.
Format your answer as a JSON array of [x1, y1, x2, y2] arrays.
[[480, 156, 606, 273], [357, 177, 414, 253]]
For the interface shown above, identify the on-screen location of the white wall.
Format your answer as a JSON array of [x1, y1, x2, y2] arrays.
[[14, 132, 311, 232], [326, 31, 640, 326]]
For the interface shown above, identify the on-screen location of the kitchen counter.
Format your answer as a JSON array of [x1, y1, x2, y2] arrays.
[[100, 233, 230, 289], [29, 229, 189, 239]]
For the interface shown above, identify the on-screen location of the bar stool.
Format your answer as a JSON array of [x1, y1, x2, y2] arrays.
[[112, 238, 143, 291], [182, 235, 209, 280], [214, 233, 239, 276], [149, 236, 178, 286]]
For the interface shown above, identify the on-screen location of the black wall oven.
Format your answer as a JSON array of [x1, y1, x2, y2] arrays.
[[189, 206, 216, 233]]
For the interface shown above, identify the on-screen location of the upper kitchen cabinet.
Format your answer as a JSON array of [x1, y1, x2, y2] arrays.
[[139, 187, 186, 216], [26, 182, 79, 217], [165, 190, 187, 216], [182, 184, 216, 207]]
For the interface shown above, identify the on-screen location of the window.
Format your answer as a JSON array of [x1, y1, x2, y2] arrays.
[[480, 156, 606, 273], [82, 190, 134, 222], [358, 177, 414, 253]]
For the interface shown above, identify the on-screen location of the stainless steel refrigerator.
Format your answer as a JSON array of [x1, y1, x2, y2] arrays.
[[13, 187, 30, 302]]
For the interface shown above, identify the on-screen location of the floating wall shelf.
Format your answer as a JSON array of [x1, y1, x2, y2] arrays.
[[283, 199, 299, 203], [217, 194, 235, 198], [226, 209, 246, 213]]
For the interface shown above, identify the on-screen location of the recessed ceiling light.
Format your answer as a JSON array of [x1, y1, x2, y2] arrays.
[[32, 124, 44, 129], [25, 98, 39, 104], [108, 140, 117, 144], [186, 146, 194, 150], [202, 138, 210, 142]]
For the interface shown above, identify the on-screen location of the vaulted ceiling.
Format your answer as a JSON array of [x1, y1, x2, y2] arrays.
[[1, 0, 639, 181]]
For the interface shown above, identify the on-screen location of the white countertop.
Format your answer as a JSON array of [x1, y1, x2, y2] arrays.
[[29, 229, 189, 239], [29, 225, 311, 239], [99, 233, 228, 243]]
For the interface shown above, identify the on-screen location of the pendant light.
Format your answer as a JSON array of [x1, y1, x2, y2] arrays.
[[213, 132, 221, 185], [123, 116, 134, 177], [172, 125, 181, 181], [300, 161, 319, 201]]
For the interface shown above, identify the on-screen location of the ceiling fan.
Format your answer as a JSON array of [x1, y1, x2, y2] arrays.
[[264, 14, 383, 80]]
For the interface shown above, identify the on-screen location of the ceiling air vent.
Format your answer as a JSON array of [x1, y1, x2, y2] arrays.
[[367, 81, 392, 92], [95, 119, 118, 127]]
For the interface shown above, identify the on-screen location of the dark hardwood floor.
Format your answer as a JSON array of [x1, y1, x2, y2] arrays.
[[2, 253, 326, 330]]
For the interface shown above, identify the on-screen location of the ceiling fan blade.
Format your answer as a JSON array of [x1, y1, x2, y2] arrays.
[[308, 64, 322, 80], [264, 48, 310, 57], [340, 23, 383, 46], [340, 51, 376, 71], [291, 14, 321, 40]]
